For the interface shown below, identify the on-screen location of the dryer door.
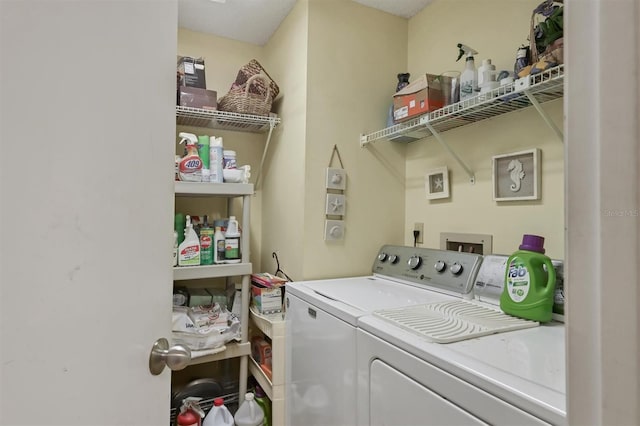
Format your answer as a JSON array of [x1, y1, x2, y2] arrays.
[[370, 359, 487, 425]]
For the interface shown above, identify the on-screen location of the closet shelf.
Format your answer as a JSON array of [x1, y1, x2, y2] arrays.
[[175, 181, 254, 197], [173, 263, 252, 281], [188, 341, 251, 366], [360, 65, 564, 146], [176, 106, 281, 133]]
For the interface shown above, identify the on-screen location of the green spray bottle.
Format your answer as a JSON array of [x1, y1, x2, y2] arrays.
[[500, 234, 556, 323]]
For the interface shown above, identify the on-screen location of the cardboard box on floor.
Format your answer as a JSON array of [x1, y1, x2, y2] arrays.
[[393, 74, 445, 123]]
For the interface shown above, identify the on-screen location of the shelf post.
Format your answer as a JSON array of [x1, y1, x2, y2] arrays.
[[254, 120, 276, 190], [523, 89, 564, 142], [424, 123, 476, 184]]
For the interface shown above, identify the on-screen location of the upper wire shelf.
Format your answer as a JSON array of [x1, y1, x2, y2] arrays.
[[360, 65, 564, 146], [176, 106, 281, 133]]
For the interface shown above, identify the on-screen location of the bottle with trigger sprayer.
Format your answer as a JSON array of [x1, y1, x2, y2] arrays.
[[178, 132, 203, 182], [456, 43, 479, 101]]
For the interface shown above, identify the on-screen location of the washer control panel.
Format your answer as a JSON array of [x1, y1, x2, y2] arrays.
[[371, 245, 482, 295]]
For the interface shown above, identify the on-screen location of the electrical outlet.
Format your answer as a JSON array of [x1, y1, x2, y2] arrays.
[[414, 222, 424, 244]]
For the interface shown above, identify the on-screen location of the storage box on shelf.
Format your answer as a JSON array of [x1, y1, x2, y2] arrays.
[[249, 306, 286, 426]]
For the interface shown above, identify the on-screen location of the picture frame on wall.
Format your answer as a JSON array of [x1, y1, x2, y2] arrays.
[[425, 167, 450, 200], [492, 148, 540, 201]]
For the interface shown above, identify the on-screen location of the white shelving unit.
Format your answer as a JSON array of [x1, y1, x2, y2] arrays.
[[249, 307, 286, 426], [173, 107, 281, 406], [360, 65, 564, 183]]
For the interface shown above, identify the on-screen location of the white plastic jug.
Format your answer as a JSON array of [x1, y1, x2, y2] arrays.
[[202, 398, 233, 426], [234, 393, 264, 426]]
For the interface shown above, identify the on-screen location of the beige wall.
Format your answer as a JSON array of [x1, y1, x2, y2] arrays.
[[303, 0, 408, 279], [260, 0, 309, 280], [405, 0, 565, 259]]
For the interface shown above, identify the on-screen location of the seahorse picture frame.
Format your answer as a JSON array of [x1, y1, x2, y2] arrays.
[[492, 148, 540, 201]]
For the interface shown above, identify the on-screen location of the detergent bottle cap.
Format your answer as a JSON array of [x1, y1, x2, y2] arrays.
[[519, 234, 546, 254], [213, 398, 224, 407]]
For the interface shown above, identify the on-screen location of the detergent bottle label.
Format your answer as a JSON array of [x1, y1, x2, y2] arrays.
[[506, 260, 530, 303]]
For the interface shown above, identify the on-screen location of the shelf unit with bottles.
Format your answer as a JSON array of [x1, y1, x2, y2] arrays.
[[360, 65, 564, 183], [173, 107, 281, 407]]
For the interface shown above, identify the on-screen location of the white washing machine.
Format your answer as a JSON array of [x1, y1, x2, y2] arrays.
[[286, 246, 566, 426]]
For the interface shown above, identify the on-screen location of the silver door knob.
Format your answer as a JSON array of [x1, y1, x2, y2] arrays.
[[148, 337, 191, 375]]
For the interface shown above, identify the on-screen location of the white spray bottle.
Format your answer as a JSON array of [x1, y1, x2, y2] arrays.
[[178, 132, 203, 182], [178, 215, 201, 266], [456, 43, 479, 101]]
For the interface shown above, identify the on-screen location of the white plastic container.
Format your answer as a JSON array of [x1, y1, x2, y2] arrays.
[[178, 215, 201, 266], [214, 226, 226, 264], [223, 150, 237, 169], [224, 216, 241, 264], [209, 136, 224, 183], [234, 393, 264, 426], [460, 55, 477, 101], [202, 398, 234, 426]]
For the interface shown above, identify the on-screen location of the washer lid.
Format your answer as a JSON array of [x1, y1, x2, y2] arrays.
[[286, 276, 452, 325]]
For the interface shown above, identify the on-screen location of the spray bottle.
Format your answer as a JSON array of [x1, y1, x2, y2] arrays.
[[456, 43, 479, 101], [178, 132, 203, 182], [178, 215, 201, 266]]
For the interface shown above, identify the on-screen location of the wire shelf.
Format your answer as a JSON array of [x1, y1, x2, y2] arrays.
[[361, 65, 564, 145], [176, 106, 281, 133]]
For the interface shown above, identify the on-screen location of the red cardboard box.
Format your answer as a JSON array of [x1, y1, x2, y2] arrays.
[[392, 74, 445, 123]]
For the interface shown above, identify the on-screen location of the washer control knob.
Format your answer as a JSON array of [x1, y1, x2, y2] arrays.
[[389, 255, 399, 264], [434, 260, 446, 272], [378, 253, 388, 262], [450, 262, 463, 275], [408, 256, 422, 270]]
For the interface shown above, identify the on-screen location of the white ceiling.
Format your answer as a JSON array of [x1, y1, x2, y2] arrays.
[[178, 0, 434, 46]]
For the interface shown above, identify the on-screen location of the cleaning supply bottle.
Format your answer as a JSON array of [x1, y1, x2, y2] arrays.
[[202, 397, 233, 426], [176, 397, 205, 426], [197, 135, 210, 183], [234, 392, 264, 426], [178, 132, 203, 182], [175, 213, 186, 246], [500, 234, 557, 323], [477, 58, 499, 97], [199, 215, 214, 265], [386, 72, 410, 127], [224, 216, 241, 263], [209, 136, 224, 184], [173, 230, 178, 267], [178, 215, 201, 266], [456, 43, 479, 101], [214, 226, 226, 264], [254, 385, 272, 426]]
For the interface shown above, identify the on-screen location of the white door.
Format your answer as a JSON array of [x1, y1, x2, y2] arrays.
[[0, 1, 178, 425]]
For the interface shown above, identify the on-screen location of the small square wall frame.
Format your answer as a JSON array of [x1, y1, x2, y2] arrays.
[[492, 149, 540, 201], [326, 168, 346, 190]]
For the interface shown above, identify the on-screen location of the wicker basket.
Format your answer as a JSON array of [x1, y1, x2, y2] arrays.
[[232, 59, 280, 99], [218, 73, 273, 116]]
